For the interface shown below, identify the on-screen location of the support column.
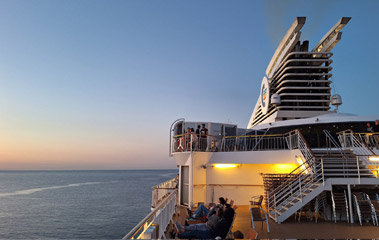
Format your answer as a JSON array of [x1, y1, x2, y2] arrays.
[[347, 184, 354, 223]]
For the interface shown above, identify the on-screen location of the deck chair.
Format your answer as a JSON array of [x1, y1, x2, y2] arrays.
[[250, 206, 270, 232], [370, 200, 379, 226], [250, 195, 263, 208], [353, 192, 376, 226]]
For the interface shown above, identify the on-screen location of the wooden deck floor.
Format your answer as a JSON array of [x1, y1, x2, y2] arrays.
[[233, 205, 379, 239], [171, 205, 379, 238]]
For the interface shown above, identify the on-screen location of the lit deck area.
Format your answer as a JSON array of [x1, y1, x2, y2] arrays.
[[174, 205, 379, 238], [232, 205, 379, 239]]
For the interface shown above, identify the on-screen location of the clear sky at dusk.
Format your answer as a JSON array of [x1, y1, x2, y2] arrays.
[[1, 0, 378, 170]]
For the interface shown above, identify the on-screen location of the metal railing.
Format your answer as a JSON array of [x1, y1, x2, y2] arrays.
[[267, 130, 320, 222], [123, 189, 178, 239], [337, 130, 377, 167], [172, 132, 291, 153], [151, 176, 178, 208]]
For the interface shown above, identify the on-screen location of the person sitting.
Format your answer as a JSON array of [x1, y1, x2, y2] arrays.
[[177, 207, 235, 239], [190, 197, 226, 219], [176, 208, 223, 233]]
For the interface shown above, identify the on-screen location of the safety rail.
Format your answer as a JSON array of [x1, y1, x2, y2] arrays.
[[337, 130, 377, 167], [267, 130, 319, 222], [354, 132, 379, 150], [152, 176, 178, 209], [123, 189, 178, 240], [172, 133, 291, 153]]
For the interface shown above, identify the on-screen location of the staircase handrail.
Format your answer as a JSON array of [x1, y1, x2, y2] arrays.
[[337, 129, 375, 156], [337, 130, 376, 170], [269, 130, 316, 197], [272, 163, 323, 205]]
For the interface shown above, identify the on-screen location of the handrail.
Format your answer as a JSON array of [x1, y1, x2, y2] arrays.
[[267, 130, 321, 222], [269, 130, 315, 196], [172, 130, 294, 153], [123, 189, 178, 239]]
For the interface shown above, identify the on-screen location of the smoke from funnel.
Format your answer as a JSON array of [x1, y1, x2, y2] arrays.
[[263, 0, 338, 50]]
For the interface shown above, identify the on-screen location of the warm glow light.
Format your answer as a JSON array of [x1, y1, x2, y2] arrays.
[[296, 156, 309, 174], [214, 164, 238, 168], [369, 156, 379, 161], [273, 164, 298, 173]]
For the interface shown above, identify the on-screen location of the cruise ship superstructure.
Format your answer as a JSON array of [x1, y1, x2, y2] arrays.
[[124, 17, 379, 239]]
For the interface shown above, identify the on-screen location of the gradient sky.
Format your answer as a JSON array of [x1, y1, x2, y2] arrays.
[[1, 0, 379, 170]]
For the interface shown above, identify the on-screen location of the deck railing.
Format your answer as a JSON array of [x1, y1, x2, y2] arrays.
[[123, 189, 178, 239], [337, 130, 378, 172], [267, 130, 318, 221], [172, 132, 292, 153], [151, 176, 178, 208]]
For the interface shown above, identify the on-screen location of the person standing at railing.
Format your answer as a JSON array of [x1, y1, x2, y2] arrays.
[[365, 122, 374, 147], [185, 128, 192, 151], [190, 128, 198, 151], [374, 120, 379, 149], [200, 124, 208, 151]]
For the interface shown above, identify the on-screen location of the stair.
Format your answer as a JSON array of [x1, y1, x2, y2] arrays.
[[313, 149, 376, 178], [331, 190, 349, 222], [267, 130, 378, 224]]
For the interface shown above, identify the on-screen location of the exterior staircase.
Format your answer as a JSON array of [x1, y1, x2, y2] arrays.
[[331, 190, 349, 222], [267, 130, 378, 223]]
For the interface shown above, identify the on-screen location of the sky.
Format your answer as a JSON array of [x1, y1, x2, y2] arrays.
[[1, 0, 379, 170]]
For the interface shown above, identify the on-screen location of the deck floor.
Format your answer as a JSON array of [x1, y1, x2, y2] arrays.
[[233, 205, 379, 239], [173, 205, 379, 238]]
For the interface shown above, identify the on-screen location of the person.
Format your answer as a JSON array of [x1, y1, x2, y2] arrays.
[[185, 127, 191, 150], [177, 207, 235, 239], [191, 128, 198, 150], [366, 122, 374, 147], [196, 125, 201, 135], [176, 208, 223, 233], [374, 120, 379, 148], [208, 197, 226, 217], [200, 123, 208, 151], [191, 197, 226, 219], [233, 230, 244, 239]]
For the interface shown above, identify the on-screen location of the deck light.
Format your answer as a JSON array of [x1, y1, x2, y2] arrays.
[[213, 164, 238, 168], [369, 156, 379, 161], [274, 164, 298, 173]]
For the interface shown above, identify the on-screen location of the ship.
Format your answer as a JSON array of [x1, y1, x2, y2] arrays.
[[124, 17, 379, 239]]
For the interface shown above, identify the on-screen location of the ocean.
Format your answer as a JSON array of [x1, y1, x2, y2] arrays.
[[0, 170, 178, 239]]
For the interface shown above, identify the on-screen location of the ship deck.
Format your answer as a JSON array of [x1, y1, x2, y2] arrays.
[[175, 205, 379, 238]]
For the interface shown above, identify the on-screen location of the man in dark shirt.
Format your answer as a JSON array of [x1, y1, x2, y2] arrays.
[[200, 124, 208, 151], [374, 120, 379, 148]]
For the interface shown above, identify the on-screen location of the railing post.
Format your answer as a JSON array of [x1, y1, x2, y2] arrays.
[[356, 156, 360, 184], [321, 158, 325, 186], [274, 193, 277, 221], [299, 177, 302, 203], [288, 135, 293, 150]]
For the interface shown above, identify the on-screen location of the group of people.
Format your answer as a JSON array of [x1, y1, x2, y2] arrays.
[[173, 197, 240, 239], [177, 124, 208, 151]]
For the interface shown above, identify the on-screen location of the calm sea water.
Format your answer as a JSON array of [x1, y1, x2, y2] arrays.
[[0, 170, 177, 239]]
